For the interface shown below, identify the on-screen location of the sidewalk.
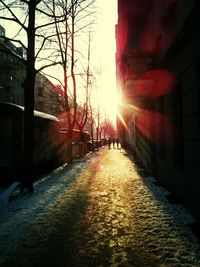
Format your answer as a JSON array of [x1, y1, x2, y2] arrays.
[[0, 147, 200, 266]]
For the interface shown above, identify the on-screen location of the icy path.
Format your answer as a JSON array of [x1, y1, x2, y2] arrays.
[[0, 148, 200, 266]]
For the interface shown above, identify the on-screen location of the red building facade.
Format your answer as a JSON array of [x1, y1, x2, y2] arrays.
[[116, 0, 200, 220]]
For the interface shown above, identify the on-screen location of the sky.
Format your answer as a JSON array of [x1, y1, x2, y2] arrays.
[[92, 0, 118, 124]]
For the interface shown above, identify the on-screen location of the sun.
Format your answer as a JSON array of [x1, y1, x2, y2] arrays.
[[90, 0, 117, 127], [97, 83, 119, 127]]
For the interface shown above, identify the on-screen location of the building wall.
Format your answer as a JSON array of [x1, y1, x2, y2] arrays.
[[155, 2, 200, 219], [116, 0, 157, 173], [0, 39, 25, 105], [35, 73, 64, 116], [0, 25, 63, 117], [116, 0, 200, 219]]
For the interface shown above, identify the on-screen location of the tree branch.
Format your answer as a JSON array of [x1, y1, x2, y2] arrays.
[[0, 1, 27, 31], [35, 61, 62, 74], [0, 36, 27, 51]]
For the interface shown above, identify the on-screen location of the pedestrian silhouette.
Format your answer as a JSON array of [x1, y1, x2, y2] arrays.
[[116, 138, 120, 149], [108, 137, 111, 149], [112, 138, 116, 149]]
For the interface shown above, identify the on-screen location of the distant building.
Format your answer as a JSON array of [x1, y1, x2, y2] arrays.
[[0, 25, 64, 116], [116, 0, 200, 220], [0, 25, 26, 105], [35, 75, 65, 116]]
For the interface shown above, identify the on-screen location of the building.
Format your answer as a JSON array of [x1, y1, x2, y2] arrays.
[[116, 0, 200, 220], [0, 25, 64, 116], [35, 74, 65, 116], [0, 25, 26, 105]]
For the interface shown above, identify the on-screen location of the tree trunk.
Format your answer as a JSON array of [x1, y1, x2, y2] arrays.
[[22, 1, 36, 192]]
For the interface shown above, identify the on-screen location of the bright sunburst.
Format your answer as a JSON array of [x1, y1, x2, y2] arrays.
[[92, 0, 118, 126]]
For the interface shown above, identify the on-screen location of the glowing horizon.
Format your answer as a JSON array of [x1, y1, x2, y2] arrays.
[[93, 0, 118, 126]]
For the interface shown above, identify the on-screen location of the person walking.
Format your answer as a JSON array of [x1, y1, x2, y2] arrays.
[[108, 137, 111, 149], [116, 138, 120, 149], [112, 137, 116, 149]]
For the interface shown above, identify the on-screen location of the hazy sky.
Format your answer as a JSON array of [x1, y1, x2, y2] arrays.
[[93, 0, 118, 123]]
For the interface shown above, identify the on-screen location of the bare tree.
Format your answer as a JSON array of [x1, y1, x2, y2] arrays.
[[49, 0, 95, 162], [0, 0, 41, 192], [0, 0, 95, 190], [0, 0, 65, 192], [75, 32, 93, 154]]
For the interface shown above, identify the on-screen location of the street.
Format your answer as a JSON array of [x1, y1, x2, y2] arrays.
[[0, 147, 200, 267]]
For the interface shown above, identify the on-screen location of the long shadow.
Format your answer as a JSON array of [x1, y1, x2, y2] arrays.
[[2, 166, 92, 266], [123, 147, 200, 242], [1, 151, 117, 267]]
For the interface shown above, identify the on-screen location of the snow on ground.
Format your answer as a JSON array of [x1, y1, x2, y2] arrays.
[[0, 148, 199, 266], [0, 152, 94, 255]]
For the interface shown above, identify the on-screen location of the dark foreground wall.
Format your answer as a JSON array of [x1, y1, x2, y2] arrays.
[[155, 3, 200, 220]]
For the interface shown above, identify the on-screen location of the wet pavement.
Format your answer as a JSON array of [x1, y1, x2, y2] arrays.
[[0, 147, 200, 266]]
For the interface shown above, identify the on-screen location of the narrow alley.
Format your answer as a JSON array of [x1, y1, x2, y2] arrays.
[[0, 147, 200, 267]]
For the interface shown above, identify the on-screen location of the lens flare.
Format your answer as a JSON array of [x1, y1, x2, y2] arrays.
[[117, 111, 128, 129], [134, 69, 174, 98], [135, 110, 174, 143]]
